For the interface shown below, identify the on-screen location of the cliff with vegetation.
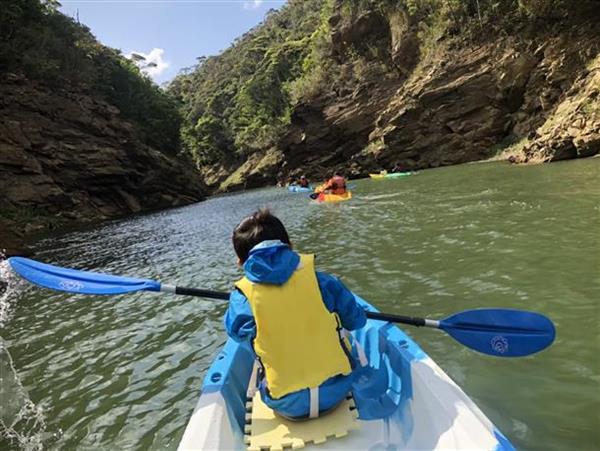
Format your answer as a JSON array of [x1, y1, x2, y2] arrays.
[[171, 0, 600, 192], [2, 0, 598, 253], [0, 0, 204, 254]]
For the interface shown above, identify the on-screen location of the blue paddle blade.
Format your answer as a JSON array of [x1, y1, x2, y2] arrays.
[[8, 257, 161, 295], [440, 308, 556, 357]]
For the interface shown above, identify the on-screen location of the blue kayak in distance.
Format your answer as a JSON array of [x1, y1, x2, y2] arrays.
[[178, 294, 515, 450], [288, 185, 313, 193]]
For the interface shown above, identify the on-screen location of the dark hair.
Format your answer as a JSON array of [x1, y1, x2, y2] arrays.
[[232, 208, 290, 263]]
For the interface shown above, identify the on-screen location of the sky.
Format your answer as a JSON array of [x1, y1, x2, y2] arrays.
[[59, 0, 287, 85]]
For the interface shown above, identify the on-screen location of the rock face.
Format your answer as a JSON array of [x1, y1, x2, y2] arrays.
[[276, 10, 600, 181], [0, 73, 205, 245], [521, 54, 600, 162], [0, 220, 31, 258]]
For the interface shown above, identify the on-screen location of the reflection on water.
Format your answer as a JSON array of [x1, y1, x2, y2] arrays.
[[1, 159, 599, 450]]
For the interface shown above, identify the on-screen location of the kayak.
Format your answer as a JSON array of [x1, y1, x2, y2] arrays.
[[288, 185, 313, 193], [178, 294, 515, 450], [369, 172, 415, 179], [316, 191, 352, 203], [386, 172, 415, 178]]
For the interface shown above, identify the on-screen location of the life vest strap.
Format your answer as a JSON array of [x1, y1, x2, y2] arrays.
[[247, 359, 260, 399], [309, 387, 319, 419], [342, 329, 368, 367]]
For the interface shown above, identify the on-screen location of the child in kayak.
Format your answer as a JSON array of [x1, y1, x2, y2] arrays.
[[225, 208, 366, 419]]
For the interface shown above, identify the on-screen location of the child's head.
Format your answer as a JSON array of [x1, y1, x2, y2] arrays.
[[232, 208, 291, 263]]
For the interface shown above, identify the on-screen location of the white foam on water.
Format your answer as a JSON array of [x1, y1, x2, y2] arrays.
[[0, 258, 20, 327], [0, 338, 50, 451], [0, 259, 50, 450]]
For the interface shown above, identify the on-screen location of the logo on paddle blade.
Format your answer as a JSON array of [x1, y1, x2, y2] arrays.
[[491, 335, 509, 354], [59, 280, 84, 291]]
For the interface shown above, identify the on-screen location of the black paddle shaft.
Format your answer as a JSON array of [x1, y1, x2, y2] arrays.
[[365, 311, 427, 327], [175, 286, 230, 300], [173, 285, 427, 327]]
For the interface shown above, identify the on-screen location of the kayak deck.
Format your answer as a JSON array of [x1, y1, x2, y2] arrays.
[[178, 295, 514, 450]]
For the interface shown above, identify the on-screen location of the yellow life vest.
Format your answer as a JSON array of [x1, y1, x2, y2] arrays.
[[235, 253, 352, 399]]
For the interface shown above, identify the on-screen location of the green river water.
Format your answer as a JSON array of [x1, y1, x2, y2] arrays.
[[1, 159, 598, 450]]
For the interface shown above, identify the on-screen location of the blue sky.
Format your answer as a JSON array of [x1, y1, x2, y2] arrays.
[[59, 0, 286, 85]]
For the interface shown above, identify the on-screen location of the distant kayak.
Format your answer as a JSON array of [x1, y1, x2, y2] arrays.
[[316, 191, 352, 203], [369, 172, 416, 179], [288, 185, 313, 193]]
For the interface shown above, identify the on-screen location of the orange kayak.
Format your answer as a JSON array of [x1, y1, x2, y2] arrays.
[[316, 191, 352, 203]]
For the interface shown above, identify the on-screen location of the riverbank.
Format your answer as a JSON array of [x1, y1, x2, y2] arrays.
[[1, 1, 206, 257], [0, 72, 206, 257], [3, 1, 599, 247]]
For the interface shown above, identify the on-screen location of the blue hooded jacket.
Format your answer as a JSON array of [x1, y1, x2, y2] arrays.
[[225, 240, 366, 418]]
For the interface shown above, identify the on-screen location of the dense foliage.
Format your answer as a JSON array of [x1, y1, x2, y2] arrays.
[[0, 0, 181, 153], [168, 0, 330, 165], [171, 0, 581, 168], [1, 0, 586, 168]]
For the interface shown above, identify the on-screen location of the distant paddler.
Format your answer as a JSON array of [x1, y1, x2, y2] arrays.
[[310, 172, 351, 202], [298, 175, 310, 188], [287, 175, 313, 192], [320, 172, 347, 195]]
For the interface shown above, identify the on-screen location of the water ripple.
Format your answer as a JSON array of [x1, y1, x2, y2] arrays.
[[1, 160, 599, 450]]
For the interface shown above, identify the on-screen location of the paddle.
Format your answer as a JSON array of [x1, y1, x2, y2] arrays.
[[8, 257, 555, 357]]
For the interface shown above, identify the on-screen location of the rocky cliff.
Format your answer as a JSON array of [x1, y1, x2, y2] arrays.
[[519, 53, 600, 162], [0, 73, 204, 254], [0, 1, 207, 255], [277, 2, 600, 181], [182, 0, 600, 191]]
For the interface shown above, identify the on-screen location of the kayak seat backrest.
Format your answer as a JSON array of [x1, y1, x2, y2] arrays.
[[350, 318, 419, 421]]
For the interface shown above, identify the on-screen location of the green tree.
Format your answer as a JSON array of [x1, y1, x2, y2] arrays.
[[0, 0, 181, 154], [169, 0, 324, 165]]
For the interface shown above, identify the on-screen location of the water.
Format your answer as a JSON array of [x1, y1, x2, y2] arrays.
[[1, 159, 598, 450]]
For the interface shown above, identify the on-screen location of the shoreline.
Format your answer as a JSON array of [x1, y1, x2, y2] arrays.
[[4, 153, 598, 258]]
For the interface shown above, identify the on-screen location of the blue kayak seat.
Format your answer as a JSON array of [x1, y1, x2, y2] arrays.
[[350, 325, 412, 420]]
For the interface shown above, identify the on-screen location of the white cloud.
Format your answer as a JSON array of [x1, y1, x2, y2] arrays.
[[126, 48, 170, 81], [243, 0, 263, 10]]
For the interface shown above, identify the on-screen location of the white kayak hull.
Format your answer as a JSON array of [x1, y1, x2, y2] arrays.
[[179, 295, 514, 450]]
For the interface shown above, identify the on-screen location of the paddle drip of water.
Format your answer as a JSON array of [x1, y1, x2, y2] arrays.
[[0, 339, 49, 451], [0, 260, 50, 450], [1, 258, 23, 327]]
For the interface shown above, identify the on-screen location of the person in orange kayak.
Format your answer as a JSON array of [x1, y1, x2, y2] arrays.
[[321, 172, 346, 194], [225, 209, 366, 419]]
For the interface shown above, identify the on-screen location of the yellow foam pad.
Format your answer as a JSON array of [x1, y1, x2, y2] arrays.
[[244, 393, 358, 451]]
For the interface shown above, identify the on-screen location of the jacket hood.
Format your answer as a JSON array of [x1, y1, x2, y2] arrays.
[[243, 240, 299, 285]]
